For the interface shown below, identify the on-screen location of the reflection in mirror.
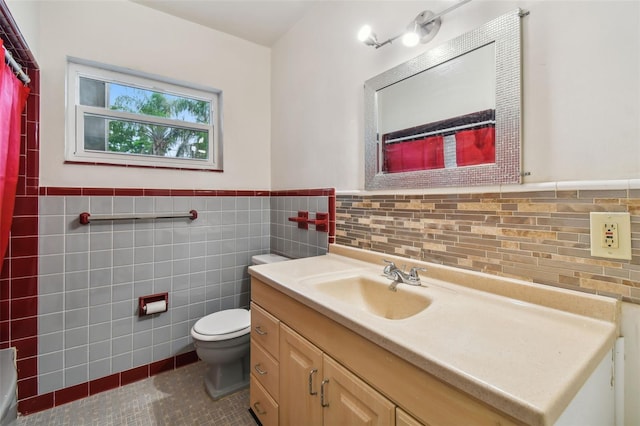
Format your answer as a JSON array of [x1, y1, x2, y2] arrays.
[[364, 9, 524, 190], [378, 43, 496, 173]]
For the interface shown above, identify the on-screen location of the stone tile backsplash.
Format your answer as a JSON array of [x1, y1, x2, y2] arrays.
[[336, 189, 640, 301]]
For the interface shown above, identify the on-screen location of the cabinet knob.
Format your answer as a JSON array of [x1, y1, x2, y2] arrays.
[[254, 326, 267, 335]]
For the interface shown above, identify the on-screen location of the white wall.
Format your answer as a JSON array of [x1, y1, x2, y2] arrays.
[[10, 0, 272, 190], [271, 0, 640, 191], [5, 0, 40, 59]]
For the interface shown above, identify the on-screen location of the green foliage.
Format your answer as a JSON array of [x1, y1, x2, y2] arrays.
[[108, 92, 210, 159]]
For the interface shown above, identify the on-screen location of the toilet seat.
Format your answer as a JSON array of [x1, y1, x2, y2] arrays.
[[191, 309, 250, 342]]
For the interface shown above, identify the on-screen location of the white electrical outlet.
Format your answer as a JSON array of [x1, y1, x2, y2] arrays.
[[590, 212, 632, 260]]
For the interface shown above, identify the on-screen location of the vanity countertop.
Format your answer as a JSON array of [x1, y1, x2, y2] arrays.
[[248, 245, 620, 426]]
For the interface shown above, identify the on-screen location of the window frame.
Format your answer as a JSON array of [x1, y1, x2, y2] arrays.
[[65, 57, 223, 171]]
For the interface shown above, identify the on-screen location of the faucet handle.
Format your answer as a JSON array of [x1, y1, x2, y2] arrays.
[[382, 259, 397, 277], [408, 267, 426, 280]]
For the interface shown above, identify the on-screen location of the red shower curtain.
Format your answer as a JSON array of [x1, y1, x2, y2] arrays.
[[0, 40, 31, 262], [384, 136, 445, 173], [455, 127, 495, 167]]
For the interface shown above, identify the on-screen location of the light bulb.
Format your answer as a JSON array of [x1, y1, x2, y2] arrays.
[[402, 31, 420, 47], [357, 25, 373, 42]]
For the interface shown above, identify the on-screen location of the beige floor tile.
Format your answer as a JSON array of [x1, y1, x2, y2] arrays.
[[17, 362, 255, 426]]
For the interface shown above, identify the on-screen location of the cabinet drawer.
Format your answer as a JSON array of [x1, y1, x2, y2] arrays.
[[251, 302, 280, 359], [251, 340, 279, 400], [250, 374, 279, 426]]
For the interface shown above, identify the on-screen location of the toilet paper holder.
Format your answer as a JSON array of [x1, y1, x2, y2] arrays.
[[139, 292, 169, 317]]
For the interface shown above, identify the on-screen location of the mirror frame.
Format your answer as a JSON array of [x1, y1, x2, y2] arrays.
[[364, 9, 523, 190]]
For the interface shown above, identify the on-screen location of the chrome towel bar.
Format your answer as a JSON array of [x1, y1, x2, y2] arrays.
[[79, 210, 198, 225]]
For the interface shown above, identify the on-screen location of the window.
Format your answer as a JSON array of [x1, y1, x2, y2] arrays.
[[66, 58, 222, 170]]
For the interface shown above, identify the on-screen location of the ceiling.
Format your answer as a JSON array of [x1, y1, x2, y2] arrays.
[[132, 0, 318, 47]]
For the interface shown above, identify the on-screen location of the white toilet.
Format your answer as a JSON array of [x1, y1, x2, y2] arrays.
[[191, 309, 251, 400], [191, 253, 289, 400]]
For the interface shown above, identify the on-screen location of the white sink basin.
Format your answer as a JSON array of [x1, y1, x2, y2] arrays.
[[310, 274, 431, 320]]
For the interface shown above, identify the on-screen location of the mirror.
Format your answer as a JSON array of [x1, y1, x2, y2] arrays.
[[364, 9, 523, 190]]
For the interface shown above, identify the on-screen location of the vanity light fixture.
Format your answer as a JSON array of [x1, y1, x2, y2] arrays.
[[358, 0, 472, 49], [357, 25, 379, 47], [402, 10, 441, 47]]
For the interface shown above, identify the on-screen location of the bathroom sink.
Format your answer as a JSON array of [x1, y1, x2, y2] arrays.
[[310, 274, 431, 320]]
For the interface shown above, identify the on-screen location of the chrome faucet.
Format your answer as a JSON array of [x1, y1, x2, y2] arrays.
[[382, 260, 426, 291]]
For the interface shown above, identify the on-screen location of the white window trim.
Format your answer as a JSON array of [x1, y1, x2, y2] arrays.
[[65, 57, 223, 171]]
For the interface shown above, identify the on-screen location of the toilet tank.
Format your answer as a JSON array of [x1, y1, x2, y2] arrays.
[[251, 254, 290, 265]]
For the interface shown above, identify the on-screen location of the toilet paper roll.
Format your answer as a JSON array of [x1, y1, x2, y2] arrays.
[[144, 300, 166, 315]]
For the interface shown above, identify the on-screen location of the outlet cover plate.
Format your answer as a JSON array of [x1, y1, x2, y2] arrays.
[[590, 212, 632, 260]]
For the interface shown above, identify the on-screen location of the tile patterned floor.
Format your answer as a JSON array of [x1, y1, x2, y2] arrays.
[[17, 362, 257, 425]]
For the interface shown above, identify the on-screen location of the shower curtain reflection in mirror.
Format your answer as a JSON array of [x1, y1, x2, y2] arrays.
[[377, 43, 496, 174]]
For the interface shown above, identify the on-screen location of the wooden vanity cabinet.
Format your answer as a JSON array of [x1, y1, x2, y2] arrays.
[[280, 323, 394, 426], [251, 303, 280, 358], [251, 278, 522, 426], [250, 376, 278, 426], [279, 323, 323, 425], [396, 408, 425, 426], [250, 302, 280, 426], [322, 353, 395, 425]]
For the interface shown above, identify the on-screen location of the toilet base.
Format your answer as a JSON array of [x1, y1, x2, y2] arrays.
[[202, 356, 250, 400], [204, 375, 249, 400]]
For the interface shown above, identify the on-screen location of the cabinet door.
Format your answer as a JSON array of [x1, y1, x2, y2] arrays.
[[396, 408, 423, 426], [280, 324, 323, 426], [322, 355, 395, 426]]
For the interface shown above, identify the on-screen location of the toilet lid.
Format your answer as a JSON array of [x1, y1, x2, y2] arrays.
[[193, 309, 250, 336]]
